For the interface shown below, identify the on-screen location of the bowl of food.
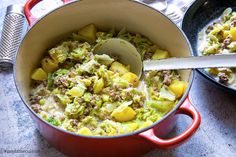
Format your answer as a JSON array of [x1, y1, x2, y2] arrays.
[[182, 0, 236, 93], [14, 0, 200, 156]]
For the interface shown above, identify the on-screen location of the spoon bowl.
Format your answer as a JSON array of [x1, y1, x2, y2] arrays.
[[93, 38, 143, 78]]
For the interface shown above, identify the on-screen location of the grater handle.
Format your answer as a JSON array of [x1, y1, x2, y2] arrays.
[[24, 0, 71, 26]]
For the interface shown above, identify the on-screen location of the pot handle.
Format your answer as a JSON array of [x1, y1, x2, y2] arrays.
[[139, 96, 201, 148], [24, 0, 71, 26]]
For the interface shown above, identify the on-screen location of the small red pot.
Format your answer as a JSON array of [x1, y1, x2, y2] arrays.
[[14, 0, 201, 157]]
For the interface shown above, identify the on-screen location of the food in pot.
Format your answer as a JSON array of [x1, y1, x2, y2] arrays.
[[30, 24, 188, 136], [198, 8, 236, 88]]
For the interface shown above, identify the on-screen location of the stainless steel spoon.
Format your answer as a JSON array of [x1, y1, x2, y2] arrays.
[[141, 0, 167, 12], [93, 38, 236, 77]]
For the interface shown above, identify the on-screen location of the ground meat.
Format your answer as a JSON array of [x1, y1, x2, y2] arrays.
[[90, 96, 98, 106], [218, 72, 229, 84], [162, 70, 172, 86], [144, 52, 153, 60], [57, 114, 65, 121], [231, 20, 236, 27], [88, 52, 94, 60], [113, 94, 121, 101], [29, 95, 42, 104], [31, 104, 42, 113], [132, 100, 144, 109], [68, 69, 77, 78], [205, 25, 214, 34], [54, 76, 70, 88], [74, 63, 81, 69], [102, 87, 113, 94], [83, 109, 90, 116], [87, 86, 93, 93], [110, 91, 121, 101], [222, 36, 232, 49], [78, 98, 84, 104], [122, 90, 131, 100], [70, 119, 79, 128]]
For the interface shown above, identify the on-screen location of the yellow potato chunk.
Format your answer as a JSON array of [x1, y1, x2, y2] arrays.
[[121, 72, 139, 87], [78, 24, 97, 43], [230, 27, 236, 41], [152, 49, 169, 60], [31, 68, 47, 81], [169, 80, 188, 99], [223, 30, 230, 38], [110, 61, 129, 75], [111, 106, 136, 122], [78, 127, 92, 135], [41, 57, 58, 73], [93, 78, 104, 94]]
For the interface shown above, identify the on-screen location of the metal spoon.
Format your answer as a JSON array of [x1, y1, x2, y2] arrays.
[[93, 38, 236, 77], [141, 0, 168, 12]]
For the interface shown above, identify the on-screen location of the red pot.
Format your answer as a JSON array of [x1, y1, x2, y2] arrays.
[[14, 0, 201, 156]]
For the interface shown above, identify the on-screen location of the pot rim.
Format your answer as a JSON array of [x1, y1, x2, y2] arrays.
[[13, 0, 195, 139]]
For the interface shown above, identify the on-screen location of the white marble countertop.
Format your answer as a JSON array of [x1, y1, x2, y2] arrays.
[[0, 0, 235, 157]]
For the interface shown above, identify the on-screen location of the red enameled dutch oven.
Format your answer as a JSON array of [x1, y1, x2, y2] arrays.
[[14, 0, 201, 156]]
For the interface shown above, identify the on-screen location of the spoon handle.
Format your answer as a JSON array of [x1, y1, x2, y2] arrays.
[[143, 54, 236, 71]]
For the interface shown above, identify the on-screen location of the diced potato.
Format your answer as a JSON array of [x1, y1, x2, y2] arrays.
[[31, 68, 47, 81], [110, 61, 129, 75], [230, 27, 236, 41], [111, 106, 136, 122], [121, 72, 139, 87], [152, 48, 169, 60], [41, 57, 58, 73], [78, 24, 97, 43], [67, 85, 86, 97], [223, 30, 230, 38], [169, 80, 187, 98], [78, 127, 92, 135], [93, 78, 104, 94]]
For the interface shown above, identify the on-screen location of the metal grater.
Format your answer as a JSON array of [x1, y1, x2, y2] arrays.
[[0, 5, 25, 70]]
